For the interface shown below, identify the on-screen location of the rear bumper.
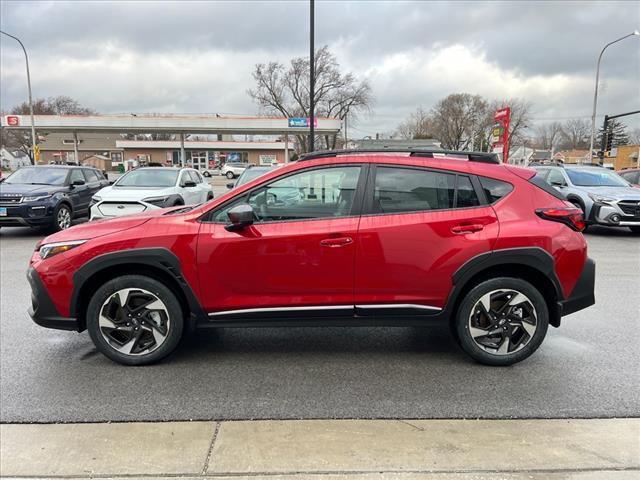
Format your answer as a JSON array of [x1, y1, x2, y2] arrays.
[[27, 267, 80, 331], [558, 258, 595, 317]]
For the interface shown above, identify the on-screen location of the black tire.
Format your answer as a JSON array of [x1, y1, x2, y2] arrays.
[[454, 277, 549, 366], [206, 193, 214, 201], [226, 171, 235, 179], [203, 171, 211, 178], [52, 203, 72, 232], [629, 226, 640, 234], [86, 275, 184, 366]]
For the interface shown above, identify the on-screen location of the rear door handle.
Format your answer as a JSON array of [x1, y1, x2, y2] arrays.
[[451, 224, 484, 234], [320, 237, 353, 247]]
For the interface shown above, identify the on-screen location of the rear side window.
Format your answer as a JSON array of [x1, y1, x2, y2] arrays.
[[374, 167, 455, 213], [479, 177, 513, 203]]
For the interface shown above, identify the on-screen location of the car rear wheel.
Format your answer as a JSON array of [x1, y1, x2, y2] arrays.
[[86, 275, 184, 365], [454, 277, 549, 366], [202, 171, 211, 177], [52, 204, 72, 232], [226, 171, 235, 179]]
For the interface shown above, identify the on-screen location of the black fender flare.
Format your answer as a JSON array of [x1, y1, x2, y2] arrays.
[[70, 247, 206, 326], [444, 247, 564, 324]]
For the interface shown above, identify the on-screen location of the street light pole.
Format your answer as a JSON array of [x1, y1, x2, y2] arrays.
[[1, 30, 37, 164], [588, 30, 639, 163], [309, 0, 315, 153]]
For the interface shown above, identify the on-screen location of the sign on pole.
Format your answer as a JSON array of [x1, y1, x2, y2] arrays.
[[288, 117, 318, 128], [491, 107, 511, 163]]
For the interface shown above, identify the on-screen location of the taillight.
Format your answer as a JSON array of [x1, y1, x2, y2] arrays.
[[536, 207, 586, 232]]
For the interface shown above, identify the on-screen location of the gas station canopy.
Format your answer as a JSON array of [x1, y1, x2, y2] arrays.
[[1, 114, 342, 135]]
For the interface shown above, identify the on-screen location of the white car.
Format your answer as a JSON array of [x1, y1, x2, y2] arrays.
[[220, 162, 249, 179], [90, 167, 213, 220]]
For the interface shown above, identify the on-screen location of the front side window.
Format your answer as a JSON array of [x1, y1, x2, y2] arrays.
[[211, 166, 361, 223], [83, 169, 100, 183], [373, 167, 456, 214], [69, 169, 85, 184], [547, 169, 566, 186]]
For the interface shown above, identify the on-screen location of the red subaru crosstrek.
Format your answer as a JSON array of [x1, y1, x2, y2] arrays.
[[28, 150, 595, 366]]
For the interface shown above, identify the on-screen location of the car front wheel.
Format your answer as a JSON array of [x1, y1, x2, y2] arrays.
[[52, 204, 72, 231], [86, 275, 184, 365], [454, 277, 549, 366], [202, 171, 211, 177]]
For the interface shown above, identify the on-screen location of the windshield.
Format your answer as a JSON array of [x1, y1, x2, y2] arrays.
[[566, 169, 630, 187], [115, 169, 179, 187], [236, 168, 270, 186], [4, 167, 68, 186]]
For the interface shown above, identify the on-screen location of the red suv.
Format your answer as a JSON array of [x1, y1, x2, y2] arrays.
[[28, 150, 595, 366]]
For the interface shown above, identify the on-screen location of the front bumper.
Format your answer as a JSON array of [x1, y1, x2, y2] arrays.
[[558, 258, 595, 317], [27, 267, 80, 331], [90, 200, 159, 220], [588, 201, 640, 226], [0, 202, 56, 227]]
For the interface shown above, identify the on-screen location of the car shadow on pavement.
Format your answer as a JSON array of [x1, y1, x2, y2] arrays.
[[171, 325, 462, 362]]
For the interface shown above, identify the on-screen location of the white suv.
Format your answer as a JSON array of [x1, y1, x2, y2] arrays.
[[90, 167, 213, 220], [220, 162, 249, 179]]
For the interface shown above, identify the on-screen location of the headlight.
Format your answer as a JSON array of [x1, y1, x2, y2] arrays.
[[142, 196, 171, 207], [91, 195, 102, 202], [39, 240, 86, 260], [588, 193, 615, 204], [23, 194, 52, 202]]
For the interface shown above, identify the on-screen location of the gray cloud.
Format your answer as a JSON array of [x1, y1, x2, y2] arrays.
[[1, 0, 639, 135]]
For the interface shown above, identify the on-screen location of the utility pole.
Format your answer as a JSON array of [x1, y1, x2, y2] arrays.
[[308, 0, 315, 153], [1, 30, 37, 164]]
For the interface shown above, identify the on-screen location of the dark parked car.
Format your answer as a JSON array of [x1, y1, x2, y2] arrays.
[[0, 165, 109, 231]]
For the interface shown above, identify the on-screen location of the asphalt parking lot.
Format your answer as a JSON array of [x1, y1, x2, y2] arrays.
[[1, 197, 638, 422]]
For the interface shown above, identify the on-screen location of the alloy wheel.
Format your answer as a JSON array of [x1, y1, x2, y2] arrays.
[[57, 207, 71, 230], [98, 288, 170, 356], [468, 289, 537, 355]]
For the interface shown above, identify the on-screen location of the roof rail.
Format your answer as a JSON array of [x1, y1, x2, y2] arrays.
[[297, 148, 500, 164]]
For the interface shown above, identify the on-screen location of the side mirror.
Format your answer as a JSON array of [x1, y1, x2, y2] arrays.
[[551, 181, 566, 188], [71, 179, 85, 187], [225, 203, 254, 231], [226, 182, 235, 189], [183, 180, 197, 188]]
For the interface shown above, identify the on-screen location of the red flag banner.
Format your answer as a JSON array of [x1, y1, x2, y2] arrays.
[[490, 107, 511, 163]]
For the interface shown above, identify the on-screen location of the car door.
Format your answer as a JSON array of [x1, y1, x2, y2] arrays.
[[68, 168, 91, 214], [82, 168, 102, 197], [547, 168, 569, 194], [191, 170, 211, 201], [196, 164, 365, 317], [354, 164, 499, 316], [178, 170, 200, 204]]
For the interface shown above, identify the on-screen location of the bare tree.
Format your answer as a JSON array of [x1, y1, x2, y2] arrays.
[[628, 127, 640, 145], [396, 107, 434, 140], [535, 121, 564, 150], [560, 118, 590, 150], [430, 93, 489, 150], [1, 96, 95, 159], [248, 46, 373, 152]]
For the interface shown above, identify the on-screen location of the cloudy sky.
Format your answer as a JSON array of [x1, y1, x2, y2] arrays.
[[1, 0, 639, 137]]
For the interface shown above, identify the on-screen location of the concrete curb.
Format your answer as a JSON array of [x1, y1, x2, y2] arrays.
[[1, 419, 638, 478]]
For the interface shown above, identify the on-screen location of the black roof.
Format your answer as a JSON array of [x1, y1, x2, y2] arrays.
[[298, 148, 500, 165]]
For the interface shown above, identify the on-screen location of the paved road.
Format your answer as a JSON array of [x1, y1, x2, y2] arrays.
[[1, 218, 638, 422]]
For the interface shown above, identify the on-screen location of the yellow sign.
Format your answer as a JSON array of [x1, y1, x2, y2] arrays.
[[33, 145, 41, 162]]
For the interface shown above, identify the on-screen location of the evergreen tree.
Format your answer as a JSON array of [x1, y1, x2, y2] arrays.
[[597, 119, 630, 149]]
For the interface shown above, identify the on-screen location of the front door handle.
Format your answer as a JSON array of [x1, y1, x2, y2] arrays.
[[451, 224, 484, 234], [320, 237, 353, 247]]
